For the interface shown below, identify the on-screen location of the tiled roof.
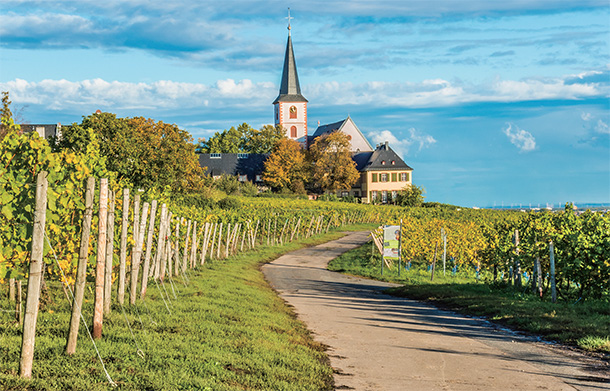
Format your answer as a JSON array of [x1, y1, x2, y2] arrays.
[[273, 35, 307, 104], [358, 142, 413, 171], [198, 153, 268, 181]]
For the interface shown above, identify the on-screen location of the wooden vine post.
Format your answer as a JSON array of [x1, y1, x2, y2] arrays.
[[93, 178, 108, 340], [103, 190, 115, 315], [130, 201, 149, 305], [66, 177, 95, 355], [19, 171, 48, 378], [118, 188, 129, 305]]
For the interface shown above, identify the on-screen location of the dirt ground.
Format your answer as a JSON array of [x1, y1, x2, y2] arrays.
[[262, 231, 610, 391]]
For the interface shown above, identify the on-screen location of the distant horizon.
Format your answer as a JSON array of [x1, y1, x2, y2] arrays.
[[1, 1, 608, 206]]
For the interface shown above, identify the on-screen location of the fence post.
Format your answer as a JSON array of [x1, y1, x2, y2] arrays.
[[66, 176, 95, 355], [103, 190, 115, 315], [549, 241, 557, 303], [93, 178, 108, 339], [19, 171, 48, 378], [118, 188, 129, 305]]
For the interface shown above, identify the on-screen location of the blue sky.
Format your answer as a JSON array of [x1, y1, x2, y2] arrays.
[[1, 0, 608, 207]]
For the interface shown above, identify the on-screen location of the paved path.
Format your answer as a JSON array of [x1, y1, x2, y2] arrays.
[[262, 231, 609, 391]]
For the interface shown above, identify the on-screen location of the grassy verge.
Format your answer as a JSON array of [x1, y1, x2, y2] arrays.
[[328, 240, 610, 355], [0, 229, 357, 391]]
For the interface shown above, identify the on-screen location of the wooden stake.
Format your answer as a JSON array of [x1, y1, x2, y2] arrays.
[[209, 222, 217, 260], [103, 190, 115, 315], [118, 188, 129, 306], [16, 280, 22, 324], [130, 201, 149, 305], [66, 176, 95, 355], [93, 178, 108, 340], [216, 223, 223, 259], [182, 220, 191, 272], [549, 241, 557, 303], [141, 199, 158, 283], [9, 278, 15, 302], [19, 171, 48, 378]]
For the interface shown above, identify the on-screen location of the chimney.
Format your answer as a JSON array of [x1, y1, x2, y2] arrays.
[[384, 141, 389, 150]]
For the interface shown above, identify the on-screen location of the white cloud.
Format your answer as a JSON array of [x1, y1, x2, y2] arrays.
[[368, 128, 436, 157], [581, 112, 593, 121], [595, 119, 609, 134], [503, 123, 536, 152], [0, 78, 275, 112]]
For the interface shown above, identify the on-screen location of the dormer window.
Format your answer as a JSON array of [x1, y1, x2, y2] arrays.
[[391, 160, 395, 165], [290, 105, 297, 119], [381, 160, 386, 165]]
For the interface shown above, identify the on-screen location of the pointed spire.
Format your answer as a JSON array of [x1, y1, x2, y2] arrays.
[[273, 10, 307, 104]]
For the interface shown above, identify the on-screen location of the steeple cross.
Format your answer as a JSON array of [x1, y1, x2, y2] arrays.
[[286, 8, 293, 34]]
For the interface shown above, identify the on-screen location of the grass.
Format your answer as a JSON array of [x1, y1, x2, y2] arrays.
[[0, 228, 370, 391], [328, 240, 610, 355]]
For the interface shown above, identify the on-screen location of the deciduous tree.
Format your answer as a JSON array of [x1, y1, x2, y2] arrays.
[[308, 131, 359, 193], [263, 138, 308, 192]]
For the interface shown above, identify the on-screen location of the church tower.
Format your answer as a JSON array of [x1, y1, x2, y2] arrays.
[[273, 10, 308, 146]]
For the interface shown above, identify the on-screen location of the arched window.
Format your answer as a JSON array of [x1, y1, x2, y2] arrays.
[[290, 126, 297, 138], [289, 106, 297, 119]]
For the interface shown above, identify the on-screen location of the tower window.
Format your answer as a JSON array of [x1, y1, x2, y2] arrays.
[[290, 106, 297, 119], [290, 126, 297, 138]]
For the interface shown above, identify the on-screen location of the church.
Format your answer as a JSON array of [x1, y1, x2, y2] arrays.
[[200, 18, 413, 204]]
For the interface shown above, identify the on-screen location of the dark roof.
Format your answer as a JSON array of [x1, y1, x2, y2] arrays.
[[273, 34, 307, 104], [356, 142, 413, 171], [312, 119, 346, 137], [20, 124, 61, 139], [198, 153, 267, 181], [352, 151, 374, 171]]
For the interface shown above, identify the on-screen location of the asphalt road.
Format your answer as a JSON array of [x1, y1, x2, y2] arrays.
[[262, 231, 609, 391]]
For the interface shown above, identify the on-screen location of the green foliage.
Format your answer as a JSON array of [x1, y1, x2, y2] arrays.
[[394, 184, 425, 207], [263, 138, 308, 192], [198, 123, 285, 154], [218, 197, 242, 210]]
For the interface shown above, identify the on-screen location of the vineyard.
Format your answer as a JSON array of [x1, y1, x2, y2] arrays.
[[1, 129, 609, 386]]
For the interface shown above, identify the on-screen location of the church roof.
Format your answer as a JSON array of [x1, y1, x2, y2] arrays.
[[273, 34, 307, 104], [354, 142, 413, 172], [311, 116, 374, 152]]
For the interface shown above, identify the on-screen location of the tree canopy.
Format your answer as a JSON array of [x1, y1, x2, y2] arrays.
[[54, 112, 205, 194], [308, 131, 359, 193], [395, 184, 425, 207], [262, 138, 309, 193], [197, 123, 284, 154]]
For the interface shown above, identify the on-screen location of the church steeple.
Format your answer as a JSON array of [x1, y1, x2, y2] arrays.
[[273, 28, 307, 103], [274, 8, 308, 146]]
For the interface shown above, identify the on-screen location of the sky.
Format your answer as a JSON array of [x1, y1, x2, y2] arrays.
[[1, 0, 609, 207]]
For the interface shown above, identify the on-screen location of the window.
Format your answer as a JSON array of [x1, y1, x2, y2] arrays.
[[401, 172, 410, 182], [237, 153, 248, 159], [255, 175, 262, 182], [391, 160, 395, 165], [290, 126, 297, 138], [391, 173, 397, 182], [381, 173, 388, 182], [210, 153, 221, 159], [238, 175, 247, 182], [371, 191, 378, 200], [381, 160, 386, 165], [372, 173, 378, 182], [347, 135, 352, 140], [382, 191, 388, 203], [290, 105, 297, 119], [341, 191, 349, 198], [392, 191, 397, 200]]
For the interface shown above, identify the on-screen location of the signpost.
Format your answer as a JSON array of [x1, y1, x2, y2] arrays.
[[382, 225, 401, 276]]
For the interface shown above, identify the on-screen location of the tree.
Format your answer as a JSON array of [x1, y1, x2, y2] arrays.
[[54, 112, 205, 194], [197, 123, 285, 154], [263, 138, 309, 192], [308, 131, 359, 193], [244, 124, 285, 154], [395, 184, 425, 207]]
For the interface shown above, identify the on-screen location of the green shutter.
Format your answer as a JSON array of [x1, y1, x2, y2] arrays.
[[406, 172, 410, 182], [391, 173, 397, 182], [372, 173, 378, 182]]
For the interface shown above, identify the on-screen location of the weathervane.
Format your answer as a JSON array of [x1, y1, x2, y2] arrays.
[[286, 8, 293, 35]]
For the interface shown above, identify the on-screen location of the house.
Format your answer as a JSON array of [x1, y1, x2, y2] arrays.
[[198, 153, 267, 183], [352, 142, 413, 203], [20, 124, 62, 139]]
